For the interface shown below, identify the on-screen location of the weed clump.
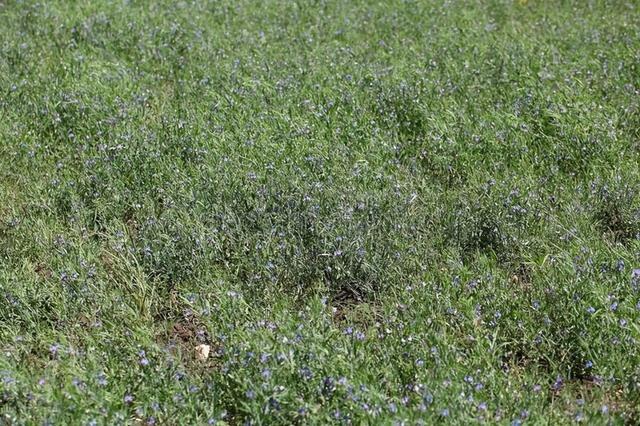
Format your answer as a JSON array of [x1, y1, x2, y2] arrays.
[[590, 178, 640, 244]]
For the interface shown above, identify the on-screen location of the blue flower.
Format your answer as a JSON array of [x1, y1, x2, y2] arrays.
[[299, 366, 313, 380], [49, 344, 60, 357], [322, 377, 336, 395], [632, 269, 640, 291], [261, 368, 271, 380], [268, 397, 281, 411], [552, 376, 563, 391]]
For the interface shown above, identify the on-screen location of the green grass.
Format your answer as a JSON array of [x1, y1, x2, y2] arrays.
[[1, 0, 640, 424]]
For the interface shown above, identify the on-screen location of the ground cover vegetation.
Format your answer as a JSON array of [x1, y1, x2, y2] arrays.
[[1, 0, 640, 424]]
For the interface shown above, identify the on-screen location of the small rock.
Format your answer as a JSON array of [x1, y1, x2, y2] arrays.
[[195, 344, 210, 361]]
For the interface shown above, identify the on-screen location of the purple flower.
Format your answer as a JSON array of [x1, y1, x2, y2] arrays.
[[322, 377, 336, 395], [268, 397, 281, 411], [587, 306, 596, 314], [49, 344, 59, 357], [299, 366, 313, 380], [261, 368, 271, 380], [552, 376, 563, 391], [632, 269, 640, 291], [124, 394, 134, 404]]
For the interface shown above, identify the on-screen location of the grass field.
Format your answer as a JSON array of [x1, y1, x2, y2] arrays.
[[1, 0, 640, 424]]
